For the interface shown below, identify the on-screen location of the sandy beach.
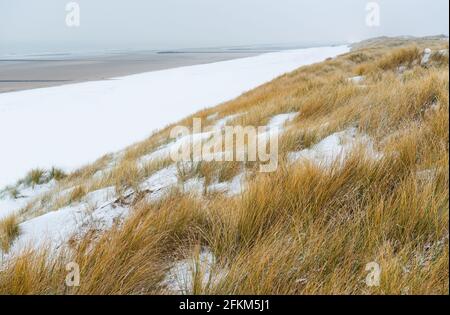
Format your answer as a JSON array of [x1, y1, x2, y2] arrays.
[[0, 50, 262, 93]]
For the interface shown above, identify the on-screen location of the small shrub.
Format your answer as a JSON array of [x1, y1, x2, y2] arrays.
[[142, 158, 172, 178], [430, 51, 449, 66], [69, 186, 87, 203], [176, 161, 201, 184], [347, 52, 371, 64], [1, 186, 21, 199], [111, 160, 142, 197], [49, 167, 67, 181], [9, 187, 21, 199], [216, 161, 242, 183], [377, 46, 421, 70], [25, 169, 46, 187]]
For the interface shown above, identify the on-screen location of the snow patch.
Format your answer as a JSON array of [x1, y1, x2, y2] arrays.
[[141, 165, 178, 191], [437, 49, 449, 56], [206, 112, 219, 121], [348, 75, 364, 84], [183, 177, 206, 195], [0, 181, 55, 220], [257, 112, 298, 144], [208, 172, 246, 197], [288, 128, 382, 168], [138, 132, 212, 167], [83, 186, 117, 208], [267, 112, 298, 129], [163, 248, 225, 294], [141, 165, 179, 201], [214, 113, 244, 128], [5, 201, 129, 258]]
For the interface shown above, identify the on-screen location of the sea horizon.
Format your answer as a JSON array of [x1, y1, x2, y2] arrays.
[[0, 40, 346, 60]]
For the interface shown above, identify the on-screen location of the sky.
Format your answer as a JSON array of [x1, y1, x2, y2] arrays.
[[0, 0, 448, 52]]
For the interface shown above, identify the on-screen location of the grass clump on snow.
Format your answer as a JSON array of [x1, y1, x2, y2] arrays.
[[0, 215, 20, 253]]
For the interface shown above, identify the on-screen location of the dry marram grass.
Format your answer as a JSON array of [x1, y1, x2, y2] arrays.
[[0, 38, 448, 295]]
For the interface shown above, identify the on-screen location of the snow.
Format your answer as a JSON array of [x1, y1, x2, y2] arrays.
[[140, 111, 298, 167], [0, 181, 55, 220], [266, 112, 298, 128], [83, 186, 117, 208], [140, 163, 245, 199], [288, 128, 382, 168], [0, 197, 28, 220], [206, 112, 219, 121], [141, 165, 179, 201], [208, 173, 245, 197], [163, 248, 225, 294], [142, 158, 246, 200], [437, 49, 449, 56], [348, 75, 364, 84], [138, 131, 213, 166], [256, 112, 298, 146], [140, 111, 299, 184], [141, 165, 178, 191], [3, 186, 129, 259], [0, 45, 349, 188], [183, 177, 206, 195], [213, 113, 244, 128]]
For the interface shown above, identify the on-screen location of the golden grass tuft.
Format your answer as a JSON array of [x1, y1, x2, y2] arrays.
[[24, 168, 46, 187], [110, 159, 142, 197], [68, 185, 87, 204], [0, 215, 20, 253]]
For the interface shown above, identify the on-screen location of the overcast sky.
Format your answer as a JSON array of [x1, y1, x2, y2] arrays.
[[0, 0, 448, 52]]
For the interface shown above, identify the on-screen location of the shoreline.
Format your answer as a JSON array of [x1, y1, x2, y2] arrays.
[[0, 51, 263, 93], [0, 45, 350, 188]]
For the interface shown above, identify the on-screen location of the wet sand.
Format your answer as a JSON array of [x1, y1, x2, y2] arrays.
[[0, 51, 262, 93]]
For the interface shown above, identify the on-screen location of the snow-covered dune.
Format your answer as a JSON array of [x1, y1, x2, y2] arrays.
[[0, 45, 349, 188]]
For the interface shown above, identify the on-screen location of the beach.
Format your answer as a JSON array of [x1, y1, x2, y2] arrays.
[[0, 50, 263, 93], [0, 46, 349, 188]]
